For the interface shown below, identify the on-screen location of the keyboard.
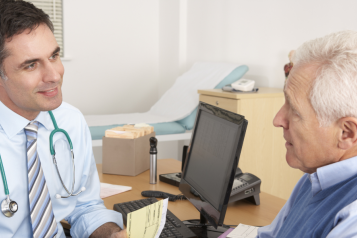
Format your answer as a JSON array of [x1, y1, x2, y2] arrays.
[[113, 197, 196, 238]]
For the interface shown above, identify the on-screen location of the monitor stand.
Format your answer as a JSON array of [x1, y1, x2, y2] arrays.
[[183, 213, 230, 238]]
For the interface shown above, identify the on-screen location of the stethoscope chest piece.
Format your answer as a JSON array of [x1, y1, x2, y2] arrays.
[[1, 197, 18, 218]]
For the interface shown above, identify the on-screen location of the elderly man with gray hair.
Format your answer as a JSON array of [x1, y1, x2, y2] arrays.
[[257, 31, 357, 238]]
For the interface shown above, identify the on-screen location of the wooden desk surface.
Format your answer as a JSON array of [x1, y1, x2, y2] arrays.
[[98, 159, 286, 227]]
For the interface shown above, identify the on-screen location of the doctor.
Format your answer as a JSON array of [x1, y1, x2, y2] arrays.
[[0, 1, 127, 237]]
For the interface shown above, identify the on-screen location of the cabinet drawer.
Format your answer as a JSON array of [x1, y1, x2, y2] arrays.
[[199, 95, 239, 113]]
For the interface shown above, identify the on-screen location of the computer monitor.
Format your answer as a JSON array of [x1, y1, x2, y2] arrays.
[[179, 102, 248, 231]]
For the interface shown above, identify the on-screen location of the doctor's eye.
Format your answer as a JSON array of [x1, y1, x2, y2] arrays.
[[50, 52, 60, 60], [25, 63, 36, 70]]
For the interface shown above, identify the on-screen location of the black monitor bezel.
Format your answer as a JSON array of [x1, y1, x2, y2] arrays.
[[179, 102, 248, 228]]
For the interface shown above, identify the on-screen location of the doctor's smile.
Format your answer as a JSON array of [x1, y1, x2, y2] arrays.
[[37, 87, 59, 97]]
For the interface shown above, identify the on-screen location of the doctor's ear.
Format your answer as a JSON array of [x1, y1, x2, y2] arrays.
[[0, 71, 6, 84], [337, 117, 357, 150]]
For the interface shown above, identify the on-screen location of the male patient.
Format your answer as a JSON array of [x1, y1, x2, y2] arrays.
[[0, 1, 126, 237], [257, 31, 357, 237]]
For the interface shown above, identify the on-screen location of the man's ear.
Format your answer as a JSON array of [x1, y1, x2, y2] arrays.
[[337, 117, 357, 150], [0, 71, 5, 86]]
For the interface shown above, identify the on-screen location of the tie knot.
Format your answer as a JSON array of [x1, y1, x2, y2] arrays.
[[24, 121, 39, 141]]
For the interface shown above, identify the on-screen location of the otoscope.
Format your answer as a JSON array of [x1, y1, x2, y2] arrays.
[[149, 137, 158, 184]]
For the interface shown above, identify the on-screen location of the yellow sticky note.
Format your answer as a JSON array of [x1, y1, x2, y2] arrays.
[[127, 198, 168, 238]]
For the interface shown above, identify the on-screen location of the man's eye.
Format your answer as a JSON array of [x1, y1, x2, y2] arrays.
[[50, 53, 60, 60], [291, 109, 301, 118], [25, 63, 36, 70]]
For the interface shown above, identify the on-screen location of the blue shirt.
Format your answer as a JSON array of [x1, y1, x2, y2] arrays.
[[0, 101, 123, 238], [257, 156, 357, 238]]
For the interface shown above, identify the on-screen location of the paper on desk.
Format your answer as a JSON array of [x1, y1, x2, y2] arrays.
[[127, 198, 168, 238], [100, 183, 132, 199], [218, 228, 234, 238], [227, 224, 259, 238]]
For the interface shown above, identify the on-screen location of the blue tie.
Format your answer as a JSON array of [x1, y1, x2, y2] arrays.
[[25, 121, 58, 238]]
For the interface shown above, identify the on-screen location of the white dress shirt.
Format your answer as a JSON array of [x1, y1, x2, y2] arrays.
[[257, 156, 357, 238], [0, 101, 123, 238]]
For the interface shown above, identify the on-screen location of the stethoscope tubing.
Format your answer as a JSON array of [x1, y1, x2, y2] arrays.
[[1, 110, 85, 218], [48, 111, 85, 199], [53, 151, 75, 196], [0, 155, 9, 196], [48, 111, 73, 153]]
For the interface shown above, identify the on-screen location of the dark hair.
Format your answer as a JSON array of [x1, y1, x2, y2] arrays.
[[0, 0, 54, 78]]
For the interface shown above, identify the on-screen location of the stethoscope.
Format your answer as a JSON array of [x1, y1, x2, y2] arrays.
[[0, 111, 86, 218]]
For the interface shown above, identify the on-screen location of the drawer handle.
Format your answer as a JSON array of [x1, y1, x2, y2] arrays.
[[216, 101, 219, 105]]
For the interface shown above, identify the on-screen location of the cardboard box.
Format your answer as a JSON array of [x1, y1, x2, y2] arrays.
[[102, 132, 155, 176]]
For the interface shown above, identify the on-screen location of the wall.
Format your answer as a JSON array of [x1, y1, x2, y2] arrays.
[[184, 0, 357, 89], [61, 0, 160, 115], [158, 0, 181, 97]]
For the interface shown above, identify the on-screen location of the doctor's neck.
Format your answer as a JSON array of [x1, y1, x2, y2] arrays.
[[0, 92, 40, 121]]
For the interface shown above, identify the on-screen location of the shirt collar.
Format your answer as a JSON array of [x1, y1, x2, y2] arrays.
[[0, 101, 29, 138], [0, 101, 54, 138], [36, 110, 55, 131], [308, 156, 357, 196]]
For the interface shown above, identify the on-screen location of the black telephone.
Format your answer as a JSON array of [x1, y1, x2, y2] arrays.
[[230, 167, 261, 205], [159, 146, 261, 205]]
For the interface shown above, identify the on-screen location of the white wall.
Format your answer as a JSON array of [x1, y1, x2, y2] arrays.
[[184, 0, 357, 89], [158, 0, 181, 97], [61, 0, 160, 115]]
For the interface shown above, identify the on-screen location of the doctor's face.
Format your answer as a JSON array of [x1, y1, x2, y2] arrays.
[[0, 23, 64, 120], [273, 64, 340, 174]]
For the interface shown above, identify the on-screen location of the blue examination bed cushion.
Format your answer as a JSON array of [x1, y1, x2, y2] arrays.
[[89, 122, 186, 140]]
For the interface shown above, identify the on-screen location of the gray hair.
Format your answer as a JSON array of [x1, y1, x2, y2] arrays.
[[293, 30, 357, 127]]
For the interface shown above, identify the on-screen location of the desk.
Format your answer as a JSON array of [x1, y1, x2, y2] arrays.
[[98, 159, 286, 227], [62, 159, 286, 230]]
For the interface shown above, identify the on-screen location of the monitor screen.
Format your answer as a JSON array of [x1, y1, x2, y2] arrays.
[[179, 102, 247, 228]]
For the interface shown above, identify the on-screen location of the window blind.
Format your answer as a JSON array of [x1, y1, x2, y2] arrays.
[[25, 0, 64, 56]]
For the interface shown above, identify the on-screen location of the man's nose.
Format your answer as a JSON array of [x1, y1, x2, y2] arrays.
[[273, 103, 288, 129], [42, 61, 62, 83]]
